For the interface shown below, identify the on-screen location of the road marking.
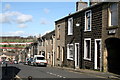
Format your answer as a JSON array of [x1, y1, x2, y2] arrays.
[[63, 77, 66, 78], [49, 72, 53, 75], [47, 72, 66, 78], [57, 75, 62, 78]]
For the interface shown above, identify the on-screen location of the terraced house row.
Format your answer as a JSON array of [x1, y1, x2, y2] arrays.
[[22, 1, 120, 75]]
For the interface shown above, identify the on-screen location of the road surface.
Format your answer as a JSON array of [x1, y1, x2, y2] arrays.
[[0, 63, 111, 80]]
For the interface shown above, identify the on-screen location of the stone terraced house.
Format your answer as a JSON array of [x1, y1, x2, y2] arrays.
[[55, 1, 120, 75]]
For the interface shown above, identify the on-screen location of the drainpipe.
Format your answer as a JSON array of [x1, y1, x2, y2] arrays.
[[80, 26, 83, 69]]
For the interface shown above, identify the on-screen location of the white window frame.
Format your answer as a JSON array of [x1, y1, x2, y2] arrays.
[[67, 44, 74, 60], [84, 38, 91, 61], [85, 10, 92, 32], [57, 46, 60, 59], [75, 43, 79, 68], [68, 17, 73, 35], [108, 3, 118, 26], [94, 39, 102, 70]]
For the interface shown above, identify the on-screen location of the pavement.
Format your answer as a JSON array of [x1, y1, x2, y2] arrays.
[[54, 66, 120, 80]]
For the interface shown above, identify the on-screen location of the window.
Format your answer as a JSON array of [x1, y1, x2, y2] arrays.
[[57, 25, 60, 39], [62, 47, 64, 62], [85, 10, 92, 31], [57, 46, 60, 59], [41, 41, 44, 46], [67, 44, 74, 60], [109, 3, 118, 26], [43, 41, 45, 46], [46, 40, 48, 45], [50, 39, 53, 45], [84, 38, 91, 60], [68, 17, 73, 35], [37, 57, 45, 60]]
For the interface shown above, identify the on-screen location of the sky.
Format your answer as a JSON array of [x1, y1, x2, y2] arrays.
[[0, 0, 89, 37]]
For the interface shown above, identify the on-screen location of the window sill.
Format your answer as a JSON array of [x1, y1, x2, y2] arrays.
[[67, 58, 73, 61], [84, 30, 91, 32], [68, 33, 73, 35], [84, 58, 91, 61], [106, 26, 118, 30], [68, 34, 73, 36]]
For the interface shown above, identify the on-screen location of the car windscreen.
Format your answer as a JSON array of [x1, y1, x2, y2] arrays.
[[30, 58, 33, 61], [37, 57, 45, 60]]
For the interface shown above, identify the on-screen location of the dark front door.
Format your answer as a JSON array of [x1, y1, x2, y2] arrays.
[[97, 40, 101, 69], [105, 38, 120, 75]]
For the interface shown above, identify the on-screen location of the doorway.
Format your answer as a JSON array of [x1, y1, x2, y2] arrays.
[[105, 38, 120, 74], [94, 39, 101, 70], [75, 43, 79, 68]]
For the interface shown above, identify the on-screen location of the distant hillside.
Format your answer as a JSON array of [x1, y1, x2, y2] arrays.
[[0, 36, 34, 51], [0, 36, 34, 43]]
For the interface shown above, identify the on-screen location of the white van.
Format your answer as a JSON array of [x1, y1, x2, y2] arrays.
[[33, 55, 47, 67]]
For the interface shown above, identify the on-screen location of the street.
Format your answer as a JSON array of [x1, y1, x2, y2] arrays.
[[0, 63, 112, 80]]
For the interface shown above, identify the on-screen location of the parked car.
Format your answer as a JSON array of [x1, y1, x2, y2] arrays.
[[1, 60, 6, 64], [28, 58, 33, 65], [9, 61, 14, 64], [33, 55, 47, 67], [1, 60, 10, 64], [30, 58, 34, 66], [24, 58, 29, 65], [14, 60, 18, 64]]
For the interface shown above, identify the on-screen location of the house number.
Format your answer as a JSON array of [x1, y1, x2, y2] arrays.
[[108, 29, 116, 34]]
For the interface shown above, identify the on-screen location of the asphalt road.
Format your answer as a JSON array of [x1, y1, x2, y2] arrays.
[[0, 63, 111, 80]]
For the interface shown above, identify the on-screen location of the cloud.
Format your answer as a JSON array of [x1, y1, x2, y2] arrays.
[[43, 8, 50, 14], [17, 24, 27, 28], [0, 31, 33, 36], [0, 11, 33, 25], [40, 18, 49, 25], [0, 13, 12, 23], [16, 14, 32, 24], [1, 31, 26, 36]]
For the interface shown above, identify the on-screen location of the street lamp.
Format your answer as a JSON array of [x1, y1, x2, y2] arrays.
[[76, 23, 80, 27]]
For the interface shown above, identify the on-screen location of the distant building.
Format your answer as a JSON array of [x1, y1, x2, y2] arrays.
[[0, 36, 33, 52], [38, 30, 55, 66], [0, 36, 33, 62], [0, 53, 17, 62], [25, 31, 55, 66]]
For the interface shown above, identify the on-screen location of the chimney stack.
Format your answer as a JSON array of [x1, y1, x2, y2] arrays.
[[89, 0, 101, 6], [76, 0, 88, 11]]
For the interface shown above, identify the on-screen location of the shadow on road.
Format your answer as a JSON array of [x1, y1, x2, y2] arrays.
[[2, 64, 21, 80]]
